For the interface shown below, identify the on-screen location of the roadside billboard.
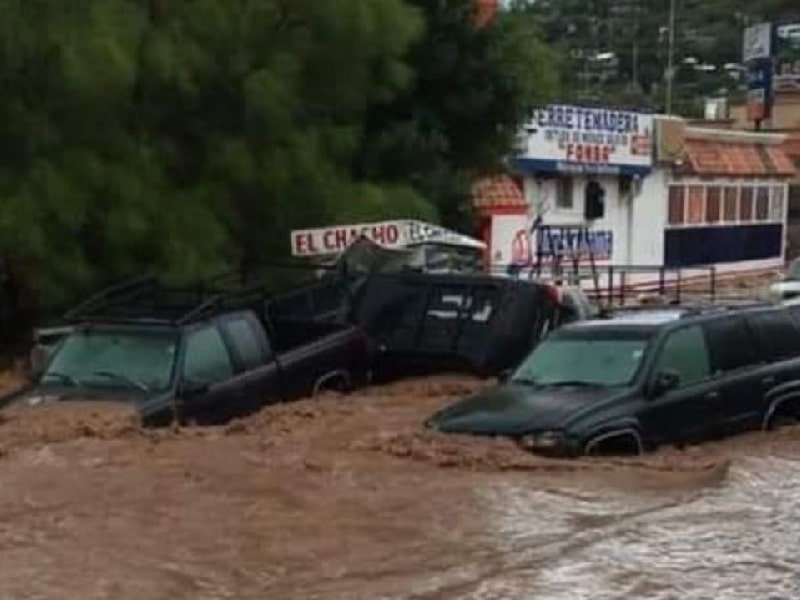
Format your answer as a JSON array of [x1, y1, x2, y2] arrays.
[[743, 23, 775, 122], [775, 23, 800, 93], [512, 105, 654, 177]]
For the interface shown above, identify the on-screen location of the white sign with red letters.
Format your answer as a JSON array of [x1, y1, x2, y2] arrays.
[[291, 220, 485, 257], [516, 105, 654, 176]]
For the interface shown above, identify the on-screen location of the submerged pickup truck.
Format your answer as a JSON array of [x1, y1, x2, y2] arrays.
[[4, 278, 371, 426]]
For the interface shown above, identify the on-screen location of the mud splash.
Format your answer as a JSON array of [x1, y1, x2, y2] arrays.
[[0, 375, 797, 598]]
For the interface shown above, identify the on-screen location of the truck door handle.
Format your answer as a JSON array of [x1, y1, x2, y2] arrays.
[[705, 391, 720, 401], [763, 377, 776, 387]]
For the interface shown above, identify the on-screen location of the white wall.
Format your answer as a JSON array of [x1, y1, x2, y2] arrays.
[[630, 167, 669, 267], [523, 173, 641, 266]]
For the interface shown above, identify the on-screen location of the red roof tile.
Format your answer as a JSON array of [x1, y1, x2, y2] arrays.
[[472, 175, 526, 210], [682, 139, 796, 177], [785, 136, 800, 160]]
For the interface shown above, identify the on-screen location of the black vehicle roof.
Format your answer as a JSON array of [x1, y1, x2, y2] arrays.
[[566, 301, 781, 334], [365, 270, 550, 289]]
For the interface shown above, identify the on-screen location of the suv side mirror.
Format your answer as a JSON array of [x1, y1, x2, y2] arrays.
[[651, 369, 680, 397]]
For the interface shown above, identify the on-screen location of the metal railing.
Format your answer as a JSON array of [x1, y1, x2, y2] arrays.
[[488, 262, 718, 307]]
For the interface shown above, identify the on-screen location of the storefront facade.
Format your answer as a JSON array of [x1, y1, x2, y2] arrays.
[[474, 106, 797, 291]]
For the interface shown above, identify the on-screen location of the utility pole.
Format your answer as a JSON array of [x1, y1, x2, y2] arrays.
[[665, 0, 676, 114]]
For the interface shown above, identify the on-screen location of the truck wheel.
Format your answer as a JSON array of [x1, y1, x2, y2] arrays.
[[313, 370, 352, 397], [584, 430, 644, 457], [765, 402, 800, 431]]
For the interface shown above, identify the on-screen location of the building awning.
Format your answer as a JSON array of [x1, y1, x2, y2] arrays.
[[681, 138, 797, 177], [472, 175, 526, 212]]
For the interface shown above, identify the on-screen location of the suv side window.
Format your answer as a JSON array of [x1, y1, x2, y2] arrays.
[[703, 317, 759, 373], [746, 310, 800, 361], [183, 326, 234, 384], [655, 325, 711, 387], [223, 318, 269, 371]]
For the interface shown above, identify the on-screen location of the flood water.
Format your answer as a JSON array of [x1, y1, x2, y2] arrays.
[[0, 376, 798, 599], [465, 457, 800, 600]]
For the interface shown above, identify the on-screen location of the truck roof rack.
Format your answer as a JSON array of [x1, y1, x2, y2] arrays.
[[63, 272, 274, 326], [61, 259, 350, 327]]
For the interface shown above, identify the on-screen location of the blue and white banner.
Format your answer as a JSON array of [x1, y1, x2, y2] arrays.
[[514, 105, 654, 177]]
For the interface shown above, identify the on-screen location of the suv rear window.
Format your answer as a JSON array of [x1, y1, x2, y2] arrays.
[[745, 310, 800, 361], [703, 317, 759, 373]]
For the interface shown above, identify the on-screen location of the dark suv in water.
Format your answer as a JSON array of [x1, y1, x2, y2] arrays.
[[427, 304, 800, 457]]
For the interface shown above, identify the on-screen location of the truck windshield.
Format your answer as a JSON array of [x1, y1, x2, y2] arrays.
[[511, 329, 651, 387], [41, 330, 178, 392]]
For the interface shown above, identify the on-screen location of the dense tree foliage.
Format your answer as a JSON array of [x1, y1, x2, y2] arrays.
[[358, 0, 555, 229], [0, 0, 554, 324]]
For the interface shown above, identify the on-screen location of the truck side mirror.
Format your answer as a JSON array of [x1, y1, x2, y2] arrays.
[[498, 369, 513, 383], [651, 369, 680, 397]]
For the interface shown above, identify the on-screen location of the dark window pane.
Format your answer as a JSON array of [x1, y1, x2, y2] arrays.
[[723, 187, 738, 222], [183, 326, 234, 384], [703, 317, 758, 372], [687, 186, 705, 224], [668, 186, 685, 225], [224, 319, 267, 371], [655, 325, 710, 386], [756, 187, 770, 221], [746, 310, 800, 361], [771, 186, 786, 221], [556, 178, 573, 209], [706, 187, 721, 223], [740, 187, 754, 221]]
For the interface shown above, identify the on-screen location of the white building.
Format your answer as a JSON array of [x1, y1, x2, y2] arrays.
[[473, 105, 797, 298]]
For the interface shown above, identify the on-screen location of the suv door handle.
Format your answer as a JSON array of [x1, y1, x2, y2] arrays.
[[762, 376, 777, 387], [705, 391, 720, 401]]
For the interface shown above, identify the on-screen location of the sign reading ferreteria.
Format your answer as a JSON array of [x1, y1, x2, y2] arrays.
[[511, 105, 654, 177]]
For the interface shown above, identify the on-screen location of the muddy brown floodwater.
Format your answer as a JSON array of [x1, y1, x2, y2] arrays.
[[0, 375, 799, 599]]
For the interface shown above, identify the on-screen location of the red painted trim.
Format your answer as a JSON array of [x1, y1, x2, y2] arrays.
[[476, 205, 528, 216]]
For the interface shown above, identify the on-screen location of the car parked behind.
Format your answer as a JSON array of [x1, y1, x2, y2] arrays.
[[428, 303, 800, 457], [768, 259, 800, 300]]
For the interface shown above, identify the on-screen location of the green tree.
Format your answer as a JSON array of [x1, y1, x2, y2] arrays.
[[357, 0, 556, 230], [0, 0, 428, 319]]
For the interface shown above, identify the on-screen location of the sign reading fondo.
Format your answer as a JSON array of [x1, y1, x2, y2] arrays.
[[291, 220, 486, 257], [512, 105, 654, 177]]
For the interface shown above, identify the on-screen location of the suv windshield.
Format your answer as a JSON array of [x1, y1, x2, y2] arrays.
[[512, 328, 652, 387], [41, 329, 178, 392]]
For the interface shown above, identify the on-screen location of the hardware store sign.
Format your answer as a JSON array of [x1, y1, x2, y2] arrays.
[[517, 105, 654, 175]]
